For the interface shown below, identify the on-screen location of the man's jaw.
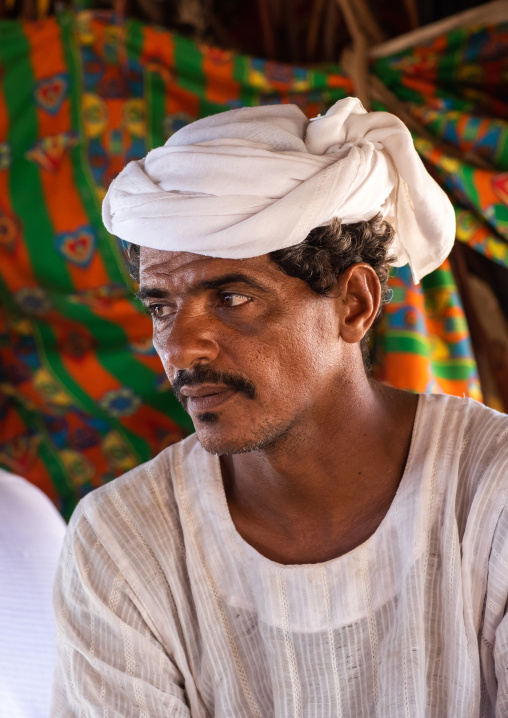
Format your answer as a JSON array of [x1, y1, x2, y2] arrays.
[[194, 408, 299, 456]]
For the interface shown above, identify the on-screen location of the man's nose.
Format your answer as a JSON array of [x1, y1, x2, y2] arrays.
[[156, 306, 220, 371]]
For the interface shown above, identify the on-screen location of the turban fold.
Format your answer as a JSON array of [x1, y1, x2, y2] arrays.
[[102, 97, 455, 283]]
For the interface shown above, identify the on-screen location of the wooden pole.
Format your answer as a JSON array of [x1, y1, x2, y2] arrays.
[[354, 0, 385, 44], [256, 0, 276, 59], [402, 0, 419, 30], [306, 0, 326, 61], [323, 0, 340, 63], [371, 0, 508, 58], [282, 0, 298, 63], [336, 0, 370, 107]]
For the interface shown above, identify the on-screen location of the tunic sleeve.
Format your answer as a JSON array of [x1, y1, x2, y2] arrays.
[[485, 501, 508, 716], [51, 505, 192, 718]]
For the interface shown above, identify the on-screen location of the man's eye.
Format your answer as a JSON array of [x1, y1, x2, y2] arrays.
[[219, 293, 251, 308], [149, 304, 172, 319]]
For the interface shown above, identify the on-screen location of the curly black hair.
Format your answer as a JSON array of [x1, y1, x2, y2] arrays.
[[124, 213, 395, 367]]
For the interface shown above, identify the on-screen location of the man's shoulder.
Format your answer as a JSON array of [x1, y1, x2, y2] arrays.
[[68, 433, 202, 568], [415, 394, 508, 508], [444, 394, 508, 453], [423, 393, 508, 447], [425, 393, 508, 472], [424, 394, 508, 530]]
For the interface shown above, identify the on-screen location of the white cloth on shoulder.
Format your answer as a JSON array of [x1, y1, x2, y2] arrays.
[[102, 97, 456, 283], [0, 469, 66, 718]]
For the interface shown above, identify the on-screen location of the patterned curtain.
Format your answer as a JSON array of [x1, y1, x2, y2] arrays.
[[2, 10, 505, 516]]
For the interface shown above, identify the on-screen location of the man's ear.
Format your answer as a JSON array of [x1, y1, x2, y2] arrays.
[[335, 263, 381, 344]]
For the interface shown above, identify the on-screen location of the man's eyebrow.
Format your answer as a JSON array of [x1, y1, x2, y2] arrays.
[[135, 287, 171, 303], [136, 273, 270, 303], [199, 273, 270, 293]]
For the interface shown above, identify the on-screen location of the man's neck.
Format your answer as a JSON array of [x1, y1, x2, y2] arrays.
[[220, 378, 419, 564]]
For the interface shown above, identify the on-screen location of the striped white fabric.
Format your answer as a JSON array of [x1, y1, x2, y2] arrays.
[[52, 394, 508, 717]]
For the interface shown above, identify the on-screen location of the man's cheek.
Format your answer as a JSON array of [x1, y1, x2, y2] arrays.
[[152, 333, 172, 372]]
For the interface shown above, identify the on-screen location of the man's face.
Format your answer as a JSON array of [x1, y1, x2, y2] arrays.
[[138, 248, 347, 455]]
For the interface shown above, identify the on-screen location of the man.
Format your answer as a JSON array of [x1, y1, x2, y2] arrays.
[[52, 98, 508, 717]]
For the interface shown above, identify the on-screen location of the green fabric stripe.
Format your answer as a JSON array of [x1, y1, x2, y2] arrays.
[[200, 98, 229, 116], [146, 69, 166, 148], [127, 17, 144, 58], [383, 333, 430, 355], [494, 128, 508, 169], [371, 55, 425, 105], [436, 31, 453, 86], [233, 53, 259, 107], [311, 68, 332, 91], [58, 11, 130, 289], [459, 165, 480, 208], [127, 18, 166, 148], [0, 22, 75, 295], [431, 359, 476, 380], [421, 270, 455, 292], [174, 34, 205, 103], [0, 265, 22, 316]]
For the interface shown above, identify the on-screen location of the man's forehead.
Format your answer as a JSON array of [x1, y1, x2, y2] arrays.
[[141, 246, 255, 274], [140, 247, 199, 276], [138, 246, 281, 290]]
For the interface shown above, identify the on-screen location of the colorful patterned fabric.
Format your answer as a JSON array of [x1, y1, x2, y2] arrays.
[[372, 21, 508, 266], [372, 262, 480, 398], [2, 11, 503, 515]]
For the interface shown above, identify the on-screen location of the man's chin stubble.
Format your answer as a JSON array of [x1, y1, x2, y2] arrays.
[[194, 414, 299, 457], [194, 411, 220, 424]]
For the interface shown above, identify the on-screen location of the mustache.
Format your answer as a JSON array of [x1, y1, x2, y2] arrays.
[[172, 364, 256, 407]]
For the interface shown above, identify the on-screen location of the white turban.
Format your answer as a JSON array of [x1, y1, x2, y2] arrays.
[[102, 97, 455, 283]]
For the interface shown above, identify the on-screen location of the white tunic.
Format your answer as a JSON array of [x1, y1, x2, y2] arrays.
[[52, 394, 508, 717]]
